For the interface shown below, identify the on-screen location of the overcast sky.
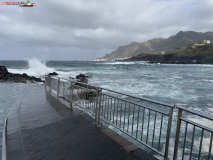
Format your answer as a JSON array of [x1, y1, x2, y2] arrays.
[[1, 0, 213, 60]]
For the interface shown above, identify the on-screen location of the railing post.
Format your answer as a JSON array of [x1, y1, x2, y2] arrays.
[[95, 87, 99, 125], [2, 117, 8, 160], [45, 75, 46, 90], [97, 88, 102, 125], [164, 107, 173, 160], [49, 76, 51, 94], [70, 81, 73, 108], [49, 76, 52, 103], [173, 108, 182, 160], [45, 75, 47, 98], [57, 78, 60, 100], [62, 81, 64, 98]]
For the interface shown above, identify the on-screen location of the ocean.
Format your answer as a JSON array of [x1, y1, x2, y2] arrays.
[[0, 58, 213, 159]]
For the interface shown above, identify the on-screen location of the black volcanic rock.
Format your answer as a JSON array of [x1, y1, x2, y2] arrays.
[[76, 74, 89, 79], [0, 66, 9, 74], [22, 73, 28, 77], [75, 74, 88, 83], [48, 72, 58, 76], [29, 76, 44, 83], [0, 66, 44, 83]]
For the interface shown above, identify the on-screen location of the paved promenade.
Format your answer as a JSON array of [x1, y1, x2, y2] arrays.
[[6, 84, 158, 160]]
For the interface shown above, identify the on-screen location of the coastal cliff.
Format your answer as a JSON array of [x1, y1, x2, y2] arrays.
[[125, 43, 213, 64], [102, 31, 213, 60]]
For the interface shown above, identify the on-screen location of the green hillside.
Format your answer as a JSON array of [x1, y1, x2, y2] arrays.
[[126, 42, 213, 64], [102, 31, 213, 59], [163, 43, 213, 57]]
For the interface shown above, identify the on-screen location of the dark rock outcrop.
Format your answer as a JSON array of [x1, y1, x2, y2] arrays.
[[68, 74, 95, 99], [71, 74, 90, 91], [126, 54, 213, 64], [0, 66, 9, 74], [0, 66, 44, 83], [75, 74, 89, 83], [48, 72, 58, 76]]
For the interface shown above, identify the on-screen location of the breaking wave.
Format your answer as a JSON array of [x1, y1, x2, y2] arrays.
[[8, 58, 55, 78]]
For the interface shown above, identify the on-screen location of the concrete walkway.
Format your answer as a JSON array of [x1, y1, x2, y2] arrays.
[[6, 84, 158, 160]]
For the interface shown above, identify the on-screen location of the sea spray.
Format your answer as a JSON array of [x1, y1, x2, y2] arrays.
[[27, 58, 54, 77], [8, 58, 55, 78]]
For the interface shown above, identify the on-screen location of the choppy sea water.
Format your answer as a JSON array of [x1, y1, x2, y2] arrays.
[[0, 58, 213, 159]]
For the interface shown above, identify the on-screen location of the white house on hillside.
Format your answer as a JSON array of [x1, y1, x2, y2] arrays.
[[204, 40, 211, 44]]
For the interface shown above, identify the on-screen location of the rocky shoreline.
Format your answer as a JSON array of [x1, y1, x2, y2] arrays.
[[0, 66, 45, 83], [125, 54, 213, 64], [0, 66, 91, 84]]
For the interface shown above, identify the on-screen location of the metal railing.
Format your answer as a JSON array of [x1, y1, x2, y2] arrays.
[[2, 116, 8, 160], [173, 106, 213, 160], [98, 86, 173, 159], [45, 76, 213, 160]]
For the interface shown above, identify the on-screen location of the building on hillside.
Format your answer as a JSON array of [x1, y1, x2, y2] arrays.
[[203, 40, 211, 44], [112, 57, 130, 61]]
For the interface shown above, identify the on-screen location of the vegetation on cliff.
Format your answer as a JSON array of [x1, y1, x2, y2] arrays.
[[126, 42, 213, 64], [102, 31, 213, 60]]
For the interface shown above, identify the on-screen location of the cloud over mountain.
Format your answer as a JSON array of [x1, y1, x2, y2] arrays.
[[1, 0, 213, 60]]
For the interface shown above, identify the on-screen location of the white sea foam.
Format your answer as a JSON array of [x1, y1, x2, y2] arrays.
[[202, 79, 213, 83], [27, 58, 55, 77], [208, 108, 213, 113], [8, 58, 55, 78], [193, 137, 213, 153], [188, 118, 213, 130], [101, 61, 147, 65]]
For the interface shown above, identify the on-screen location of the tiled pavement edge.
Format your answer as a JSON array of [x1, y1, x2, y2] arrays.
[[6, 84, 158, 160]]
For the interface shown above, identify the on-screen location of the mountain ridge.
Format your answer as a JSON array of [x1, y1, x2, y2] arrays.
[[102, 31, 213, 59], [125, 42, 213, 64]]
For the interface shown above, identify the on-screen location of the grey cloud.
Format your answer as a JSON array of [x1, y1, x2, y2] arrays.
[[0, 0, 213, 60]]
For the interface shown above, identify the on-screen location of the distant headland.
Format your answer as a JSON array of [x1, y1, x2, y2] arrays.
[[90, 31, 213, 62], [125, 40, 213, 64]]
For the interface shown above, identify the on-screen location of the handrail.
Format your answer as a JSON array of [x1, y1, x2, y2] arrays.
[[45, 76, 174, 159], [180, 117, 213, 132], [50, 76, 174, 108], [100, 87, 174, 108], [2, 116, 8, 160], [173, 106, 213, 160], [176, 105, 213, 121], [50, 76, 98, 89], [45, 76, 213, 160], [101, 92, 169, 115], [99, 116, 165, 157]]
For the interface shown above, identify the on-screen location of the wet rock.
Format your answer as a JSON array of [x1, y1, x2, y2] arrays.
[[0, 66, 44, 83], [0, 66, 9, 74], [29, 76, 44, 83], [76, 74, 89, 79], [75, 74, 88, 83], [48, 72, 58, 76], [126, 53, 213, 64], [22, 73, 28, 77], [69, 76, 75, 79]]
